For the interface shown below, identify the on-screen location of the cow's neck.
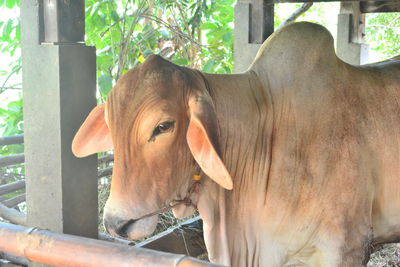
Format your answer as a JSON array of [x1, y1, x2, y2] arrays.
[[198, 71, 274, 266]]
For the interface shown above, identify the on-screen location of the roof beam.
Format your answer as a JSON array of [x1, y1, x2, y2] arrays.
[[271, 0, 394, 3], [360, 1, 400, 13]]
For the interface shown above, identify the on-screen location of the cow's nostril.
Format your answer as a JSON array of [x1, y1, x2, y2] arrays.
[[116, 219, 137, 238], [104, 217, 116, 234]]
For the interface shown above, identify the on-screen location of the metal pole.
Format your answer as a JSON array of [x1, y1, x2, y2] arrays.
[[0, 222, 226, 267], [0, 134, 24, 146], [0, 154, 25, 168]]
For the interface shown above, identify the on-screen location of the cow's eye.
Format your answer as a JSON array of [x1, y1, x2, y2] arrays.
[[148, 121, 175, 142]]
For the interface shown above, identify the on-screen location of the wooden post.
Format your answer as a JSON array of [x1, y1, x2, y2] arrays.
[[337, 2, 369, 65], [234, 0, 275, 73], [21, 0, 98, 261]]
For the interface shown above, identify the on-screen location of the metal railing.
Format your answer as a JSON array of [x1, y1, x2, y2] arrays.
[[0, 222, 225, 267], [0, 134, 114, 209], [0, 134, 24, 146]]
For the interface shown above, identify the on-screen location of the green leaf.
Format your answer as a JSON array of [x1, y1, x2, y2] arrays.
[[201, 22, 217, 30], [89, 2, 100, 17], [202, 59, 216, 73], [172, 57, 189, 66], [142, 49, 154, 57], [222, 32, 232, 43], [2, 19, 13, 41], [15, 24, 20, 40], [111, 10, 119, 22], [98, 75, 113, 96], [5, 0, 16, 8]]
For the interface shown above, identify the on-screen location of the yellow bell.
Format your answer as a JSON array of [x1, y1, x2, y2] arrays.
[[193, 174, 201, 181]]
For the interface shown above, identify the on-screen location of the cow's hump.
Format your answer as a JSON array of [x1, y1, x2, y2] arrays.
[[249, 22, 339, 83]]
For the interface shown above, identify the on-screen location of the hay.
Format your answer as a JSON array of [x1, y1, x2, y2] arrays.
[[368, 244, 400, 267]]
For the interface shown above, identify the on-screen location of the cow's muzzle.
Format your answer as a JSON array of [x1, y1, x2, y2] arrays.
[[104, 218, 137, 238], [104, 214, 158, 240]]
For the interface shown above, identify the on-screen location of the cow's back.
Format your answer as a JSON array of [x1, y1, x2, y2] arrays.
[[250, 22, 400, 247], [357, 58, 400, 243]]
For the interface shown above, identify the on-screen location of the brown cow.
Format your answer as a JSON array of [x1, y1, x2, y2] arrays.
[[72, 22, 400, 266]]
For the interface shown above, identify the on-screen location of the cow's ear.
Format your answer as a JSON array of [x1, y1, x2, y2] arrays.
[[186, 96, 233, 190], [72, 104, 113, 157]]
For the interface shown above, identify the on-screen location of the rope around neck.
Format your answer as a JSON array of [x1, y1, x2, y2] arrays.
[[134, 174, 202, 221]]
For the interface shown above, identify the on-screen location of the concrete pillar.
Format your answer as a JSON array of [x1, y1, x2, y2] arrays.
[[234, 0, 274, 73], [337, 2, 369, 65], [21, 0, 98, 243]]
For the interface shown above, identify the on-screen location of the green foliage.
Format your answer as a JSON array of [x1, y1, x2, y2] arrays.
[[199, 0, 234, 73], [0, 96, 23, 155], [0, 1, 21, 95], [85, 0, 234, 101], [0, 97, 23, 136], [366, 13, 400, 59]]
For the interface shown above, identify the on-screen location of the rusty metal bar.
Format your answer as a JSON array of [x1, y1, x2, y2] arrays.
[[98, 233, 134, 246], [0, 202, 26, 226], [0, 135, 24, 146], [98, 154, 114, 165], [0, 180, 25, 195], [0, 154, 25, 168], [2, 194, 26, 208], [0, 150, 113, 171], [0, 222, 226, 267], [98, 167, 113, 178], [0, 251, 29, 266], [0, 172, 24, 183]]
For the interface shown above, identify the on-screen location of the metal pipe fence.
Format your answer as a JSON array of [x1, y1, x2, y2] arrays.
[[0, 134, 114, 208], [0, 154, 25, 168], [0, 134, 24, 146], [0, 222, 225, 267]]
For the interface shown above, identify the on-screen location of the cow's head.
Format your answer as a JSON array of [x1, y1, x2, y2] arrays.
[[72, 55, 232, 240]]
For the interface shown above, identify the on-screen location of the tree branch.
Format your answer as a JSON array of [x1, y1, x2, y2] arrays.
[[276, 3, 313, 31], [0, 66, 22, 94], [139, 14, 202, 49]]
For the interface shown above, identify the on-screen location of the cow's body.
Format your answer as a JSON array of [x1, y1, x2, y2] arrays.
[[73, 22, 400, 267]]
